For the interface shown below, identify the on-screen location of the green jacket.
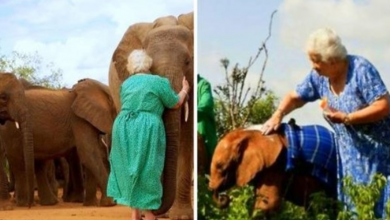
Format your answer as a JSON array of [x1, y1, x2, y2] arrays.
[[197, 74, 218, 166]]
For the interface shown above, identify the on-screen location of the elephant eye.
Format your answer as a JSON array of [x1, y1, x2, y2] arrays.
[[185, 58, 190, 66], [0, 93, 8, 102]]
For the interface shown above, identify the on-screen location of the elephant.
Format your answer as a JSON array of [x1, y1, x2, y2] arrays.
[[108, 12, 194, 219], [208, 122, 338, 213], [0, 73, 117, 207]]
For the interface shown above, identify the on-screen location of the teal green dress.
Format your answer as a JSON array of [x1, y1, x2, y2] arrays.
[[107, 74, 179, 210]]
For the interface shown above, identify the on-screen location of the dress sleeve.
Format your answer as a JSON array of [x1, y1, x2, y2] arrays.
[[295, 71, 321, 102], [197, 80, 214, 118], [357, 62, 388, 104], [158, 77, 180, 108]]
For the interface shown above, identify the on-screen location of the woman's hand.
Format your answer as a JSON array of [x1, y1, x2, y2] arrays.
[[261, 111, 283, 135], [182, 77, 190, 93], [324, 110, 347, 124]]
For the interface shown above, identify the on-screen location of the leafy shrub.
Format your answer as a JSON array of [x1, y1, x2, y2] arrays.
[[198, 174, 389, 220]]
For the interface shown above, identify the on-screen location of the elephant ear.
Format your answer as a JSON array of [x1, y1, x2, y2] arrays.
[[71, 78, 116, 134], [236, 131, 285, 187], [178, 11, 193, 31], [112, 22, 153, 81], [110, 22, 153, 111]]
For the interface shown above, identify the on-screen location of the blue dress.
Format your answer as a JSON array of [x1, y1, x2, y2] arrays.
[[296, 55, 390, 218], [107, 74, 179, 210]]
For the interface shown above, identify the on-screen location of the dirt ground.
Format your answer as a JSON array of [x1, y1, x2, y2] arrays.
[[0, 190, 173, 220]]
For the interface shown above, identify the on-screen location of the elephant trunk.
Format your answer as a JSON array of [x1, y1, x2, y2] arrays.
[[19, 111, 35, 207], [212, 191, 230, 209], [152, 109, 180, 215]]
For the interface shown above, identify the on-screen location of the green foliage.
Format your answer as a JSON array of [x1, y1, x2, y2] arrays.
[[0, 50, 63, 88], [198, 174, 389, 220], [214, 92, 277, 138], [197, 175, 263, 220], [338, 174, 388, 220], [249, 91, 278, 125]]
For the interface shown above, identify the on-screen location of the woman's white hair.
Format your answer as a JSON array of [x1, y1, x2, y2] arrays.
[[126, 49, 153, 75], [305, 27, 347, 62]]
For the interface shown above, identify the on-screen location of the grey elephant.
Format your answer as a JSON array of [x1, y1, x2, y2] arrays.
[[108, 12, 194, 219], [0, 73, 117, 207]]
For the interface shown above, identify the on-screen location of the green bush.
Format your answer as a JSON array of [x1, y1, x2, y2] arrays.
[[198, 174, 389, 220]]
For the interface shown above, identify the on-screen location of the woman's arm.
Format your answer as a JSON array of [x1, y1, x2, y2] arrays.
[[171, 89, 189, 109], [326, 93, 390, 124], [261, 90, 306, 134], [170, 77, 190, 109], [274, 90, 307, 117]]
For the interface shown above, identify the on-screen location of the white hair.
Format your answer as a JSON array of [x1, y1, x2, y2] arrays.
[[305, 27, 347, 62], [126, 49, 153, 75]]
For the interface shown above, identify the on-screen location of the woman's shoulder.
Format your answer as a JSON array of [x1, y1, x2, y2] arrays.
[[348, 54, 375, 68], [149, 74, 171, 84]]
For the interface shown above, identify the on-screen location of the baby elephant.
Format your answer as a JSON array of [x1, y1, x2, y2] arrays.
[[208, 123, 338, 213]]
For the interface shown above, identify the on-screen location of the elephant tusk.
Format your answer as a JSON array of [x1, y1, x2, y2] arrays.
[[15, 121, 20, 129], [101, 137, 108, 148], [184, 101, 189, 122]]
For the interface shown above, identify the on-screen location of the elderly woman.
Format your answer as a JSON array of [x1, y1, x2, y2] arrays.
[[107, 49, 190, 220], [262, 27, 390, 218]]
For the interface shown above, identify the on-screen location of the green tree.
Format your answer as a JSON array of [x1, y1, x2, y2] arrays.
[[0, 50, 63, 88], [213, 10, 277, 137]]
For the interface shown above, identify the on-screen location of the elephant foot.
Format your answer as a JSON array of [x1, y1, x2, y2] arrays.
[[15, 197, 35, 207], [83, 197, 98, 206], [0, 200, 14, 211], [63, 194, 84, 203], [39, 198, 58, 206], [99, 197, 116, 207], [168, 206, 193, 220]]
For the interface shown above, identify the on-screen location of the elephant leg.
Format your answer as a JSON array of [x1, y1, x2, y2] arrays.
[[169, 122, 194, 219], [35, 160, 58, 205], [254, 170, 285, 212], [62, 148, 84, 203], [6, 153, 31, 206], [83, 167, 98, 206], [47, 160, 59, 197], [0, 146, 13, 210], [72, 120, 115, 207], [84, 136, 110, 206]]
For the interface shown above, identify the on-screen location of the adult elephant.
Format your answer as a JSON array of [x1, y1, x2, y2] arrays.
[[108, 12, 193, 219], [208, 123, 338, 213], [0, 74, 117, 207]]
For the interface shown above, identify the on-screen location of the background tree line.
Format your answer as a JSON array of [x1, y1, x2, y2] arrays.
[[0, 49, 63, 88]]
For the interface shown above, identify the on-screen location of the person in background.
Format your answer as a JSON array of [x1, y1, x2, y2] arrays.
[[107, 49, 190, 220], [197, 74, 218, 174], [261, 27, 390, 218]]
